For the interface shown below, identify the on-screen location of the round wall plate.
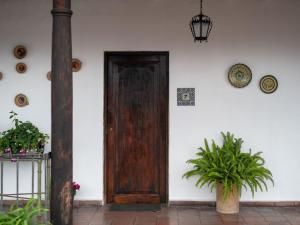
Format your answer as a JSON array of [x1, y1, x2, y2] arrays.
[[228, 63, 252, 88], [16, 63, 27, 73], [47, 71, 52, 81], [72, 58, 82, 72], [14, 45, 27, 59], [260, 75, 278, 94], [0, 72, 3, 80], [15, 94, 29, 107]]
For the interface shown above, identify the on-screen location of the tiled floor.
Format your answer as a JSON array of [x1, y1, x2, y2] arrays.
[[73, 206, 300, 225]]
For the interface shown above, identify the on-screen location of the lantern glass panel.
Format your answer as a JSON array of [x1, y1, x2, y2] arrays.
[[201, 21, 210, 37], [193, 22, 201, 38]]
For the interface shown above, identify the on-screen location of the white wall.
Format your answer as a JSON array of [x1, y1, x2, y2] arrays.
[[1, 0, 300, 202]]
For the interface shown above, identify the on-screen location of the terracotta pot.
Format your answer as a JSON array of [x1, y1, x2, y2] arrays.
[[216, 183, 239, 214]]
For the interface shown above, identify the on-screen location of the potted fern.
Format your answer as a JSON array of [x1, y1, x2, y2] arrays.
[[183, 132, 274, 214]]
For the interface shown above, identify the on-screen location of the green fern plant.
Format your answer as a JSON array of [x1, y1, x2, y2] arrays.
[[0, 198, 51, 225], [183, 132, 274, 200]]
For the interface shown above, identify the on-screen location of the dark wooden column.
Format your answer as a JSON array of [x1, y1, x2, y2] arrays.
[[51, 0, 73, 224]]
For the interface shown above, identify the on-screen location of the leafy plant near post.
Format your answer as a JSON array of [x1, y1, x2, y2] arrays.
[[183, 132, 274, 200], [0, 111, 49, 155], [0, 198, 51, 225]]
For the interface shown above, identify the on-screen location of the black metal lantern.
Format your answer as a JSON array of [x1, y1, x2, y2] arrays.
[[190, 0, 213, 42]]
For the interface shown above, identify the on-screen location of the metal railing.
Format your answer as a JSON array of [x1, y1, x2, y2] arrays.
[[0, 153, 51, 210]]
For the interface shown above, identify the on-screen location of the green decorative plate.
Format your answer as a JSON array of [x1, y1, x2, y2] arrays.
[[260, 75, 278, 94], [228, 63, 252, 88]]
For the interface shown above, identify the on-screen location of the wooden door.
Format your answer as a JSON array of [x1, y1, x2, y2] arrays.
[[105, 52, 168, 204]]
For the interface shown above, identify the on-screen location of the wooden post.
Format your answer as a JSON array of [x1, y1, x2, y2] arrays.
[[51, 0, 73, 224]]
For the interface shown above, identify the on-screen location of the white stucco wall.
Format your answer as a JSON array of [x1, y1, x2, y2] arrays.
[[0, 0, 300, 202]]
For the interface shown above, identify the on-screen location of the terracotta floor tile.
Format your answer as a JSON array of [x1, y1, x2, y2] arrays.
[[200, 221, 224, 225], [264, 216, 289, 222], [89, 222, 112, 225], [110, 217, 135, 225], [277, 207, 300, 215], [257, 207, 282, 217], [239, 208, 261, 217], [178, 219, 200, 225], [288, 215, 300, 224], [246, 222, 269, 225], [69, 205, 300, 225], [222, 222, 246, 225], [200, 216, 223, 223], [243, 215, 266, 223], [178, 208, 200, 217], [221, 214, 244, 222], [289, 221, 300, 225], [157, 217, 179, 225], [268, 223, 292, 225]]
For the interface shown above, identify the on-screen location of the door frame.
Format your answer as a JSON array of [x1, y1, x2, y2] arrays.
[[103, 51, 169, 204]]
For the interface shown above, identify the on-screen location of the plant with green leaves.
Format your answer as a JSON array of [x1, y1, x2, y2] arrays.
[[0, 111, 49, 155], [0, 198, 51, 225], [183, 132, 274, 200]]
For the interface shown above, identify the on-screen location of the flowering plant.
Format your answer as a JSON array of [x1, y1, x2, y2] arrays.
[[72, 182, 80, 196], [0, 111, 49, 155]]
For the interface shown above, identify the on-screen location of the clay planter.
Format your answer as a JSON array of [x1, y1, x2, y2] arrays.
[[216, 183, 239, 214]]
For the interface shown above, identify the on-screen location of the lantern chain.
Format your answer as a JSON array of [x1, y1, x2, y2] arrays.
[[200, 0, 203, 15]]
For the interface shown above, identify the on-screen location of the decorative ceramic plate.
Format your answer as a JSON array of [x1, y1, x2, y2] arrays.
[[14, 45, 27, 59], [72, 58, 82, 72], [228, 63, 252, 88], [16, 63, 27, 73], [260, 75, 278, 94], [47, 71, 52, 81], [15, 94, 29, 107]]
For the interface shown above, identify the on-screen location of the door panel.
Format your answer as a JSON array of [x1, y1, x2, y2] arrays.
[[105, 52, 168, 204]]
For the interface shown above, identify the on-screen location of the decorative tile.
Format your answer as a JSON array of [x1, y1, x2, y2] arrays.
[[177, 88, 195, 106]]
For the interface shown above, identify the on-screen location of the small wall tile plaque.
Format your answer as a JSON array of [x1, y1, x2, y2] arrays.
[[177, 88, 195, 106]]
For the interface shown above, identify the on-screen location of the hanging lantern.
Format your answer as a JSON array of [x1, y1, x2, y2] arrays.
[[190, 0, 213, 42]]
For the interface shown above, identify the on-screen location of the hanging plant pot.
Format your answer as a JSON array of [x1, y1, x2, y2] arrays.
[[216, 183, 239, 214]]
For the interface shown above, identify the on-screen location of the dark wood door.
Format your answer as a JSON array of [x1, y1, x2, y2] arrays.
[[105, 52, 168, 204]]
